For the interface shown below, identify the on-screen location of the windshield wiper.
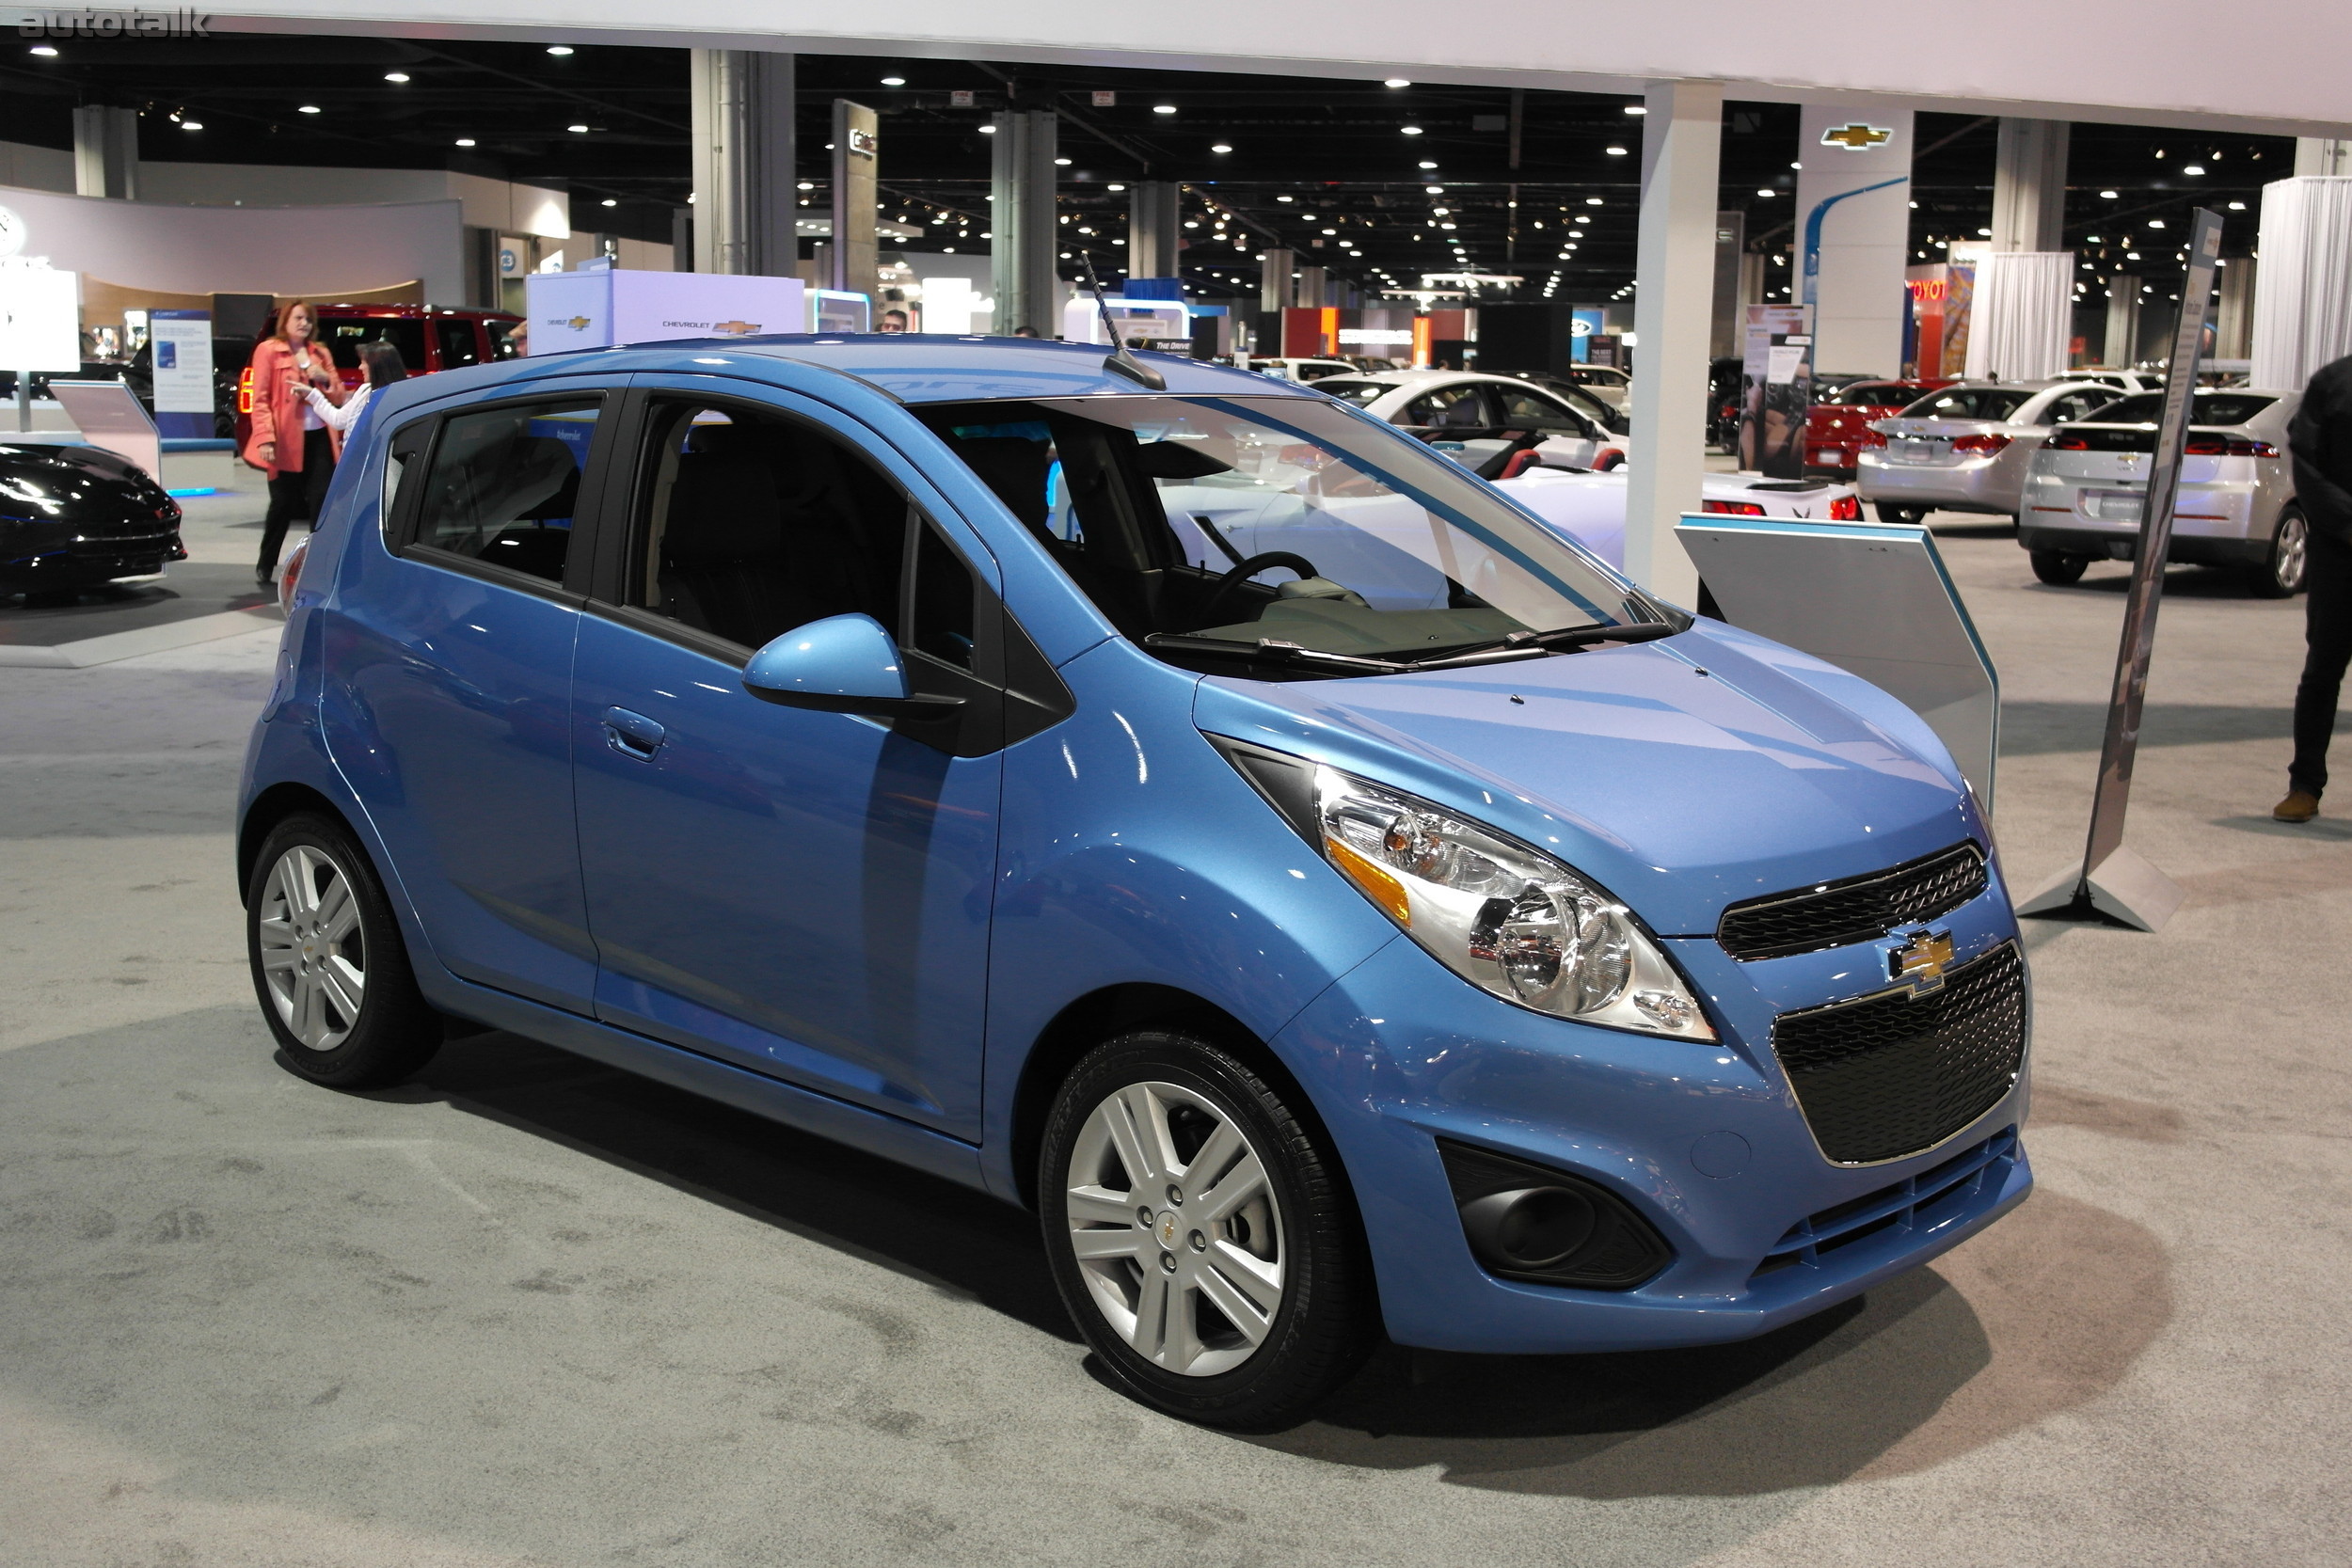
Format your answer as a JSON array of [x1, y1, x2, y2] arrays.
[[1143, 634, 1407, 673], [1402, 620, 1682, 669]]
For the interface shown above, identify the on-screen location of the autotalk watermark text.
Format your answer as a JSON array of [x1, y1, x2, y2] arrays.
[[15, 8, 212, 39]]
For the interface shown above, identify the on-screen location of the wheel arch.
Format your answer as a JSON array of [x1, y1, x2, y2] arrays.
[[236, 782, 355, 905]]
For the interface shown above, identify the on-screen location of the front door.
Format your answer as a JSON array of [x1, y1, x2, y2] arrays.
[[569, 387, 1004, 1138]]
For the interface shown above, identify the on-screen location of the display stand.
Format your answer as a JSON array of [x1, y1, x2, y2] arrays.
[[1677, 513, 1998, 812], [47, 380, 162, 483], [524, 268, 806, 353], [2014, 208, 2225, 933]]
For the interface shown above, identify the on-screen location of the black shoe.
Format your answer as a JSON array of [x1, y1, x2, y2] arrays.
[[257, 565, 274, 584]]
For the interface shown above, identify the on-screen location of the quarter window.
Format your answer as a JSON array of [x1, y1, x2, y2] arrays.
[[409, 399, 601, 584]]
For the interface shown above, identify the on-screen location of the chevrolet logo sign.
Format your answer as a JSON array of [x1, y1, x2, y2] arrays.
[[563, 316, 591, 331], [1821, 122, 1895, 151], [1889, 929, 1956, 994], [709, 319, 761, 336]]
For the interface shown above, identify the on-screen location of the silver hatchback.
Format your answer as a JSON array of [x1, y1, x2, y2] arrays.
[[2017, 388, 2306, 597], [1857, 382, 2126, 524]]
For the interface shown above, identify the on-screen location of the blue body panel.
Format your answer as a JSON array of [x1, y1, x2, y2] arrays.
[[243, 334, 2031, 1359]]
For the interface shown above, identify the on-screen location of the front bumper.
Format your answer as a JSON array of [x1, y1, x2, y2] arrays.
[[1279, 880, 2031, 1355]]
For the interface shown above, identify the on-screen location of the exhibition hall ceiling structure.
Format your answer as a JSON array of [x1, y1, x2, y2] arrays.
[[0, 31, 2305, 306]]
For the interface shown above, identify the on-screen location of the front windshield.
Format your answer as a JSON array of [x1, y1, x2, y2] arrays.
[[917, 395, 1654, 675], [1820, 381, 1909, 406], [1310, 379, 1390, 405]]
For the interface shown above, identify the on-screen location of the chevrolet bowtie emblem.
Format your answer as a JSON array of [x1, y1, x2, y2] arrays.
[[564, 316, 591, 330], [1890, 929, 1956, 994], [710, 320, 761, 336], [1821, 122, 1895, 151]]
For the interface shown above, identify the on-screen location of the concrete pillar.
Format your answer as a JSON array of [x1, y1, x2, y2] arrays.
[[1296, 265, 1327, 309], [2104, 274, 2139, 367], [830, 99, 879, 302], [1129, 182, 1183, 282], [1991, 119, 2070, 252], [689, 50, 795, 276], [1793, 106, 1915, 376], [72, 104, 137, 200], [2295, 139, 2352, 177], [1260, 248, 1295, 313], [2215, 257, 2255, 360], [1623, 79, 1722, 605], [992, 111, 1058, 337]]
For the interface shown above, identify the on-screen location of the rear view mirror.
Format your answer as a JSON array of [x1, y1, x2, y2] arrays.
[[742, 613, 963, 717]]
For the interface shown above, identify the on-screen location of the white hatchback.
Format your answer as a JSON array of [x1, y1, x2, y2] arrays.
[[1313, 370, 1631, 473], [2016, 388, 2307, 596]]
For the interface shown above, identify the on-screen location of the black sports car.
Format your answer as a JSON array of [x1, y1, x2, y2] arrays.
[[0, 441, 185, 596]]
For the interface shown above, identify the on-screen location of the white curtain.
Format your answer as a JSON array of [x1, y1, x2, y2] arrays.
[[2250, 176, 2352, 390], [1963, 251, 2073, 381]]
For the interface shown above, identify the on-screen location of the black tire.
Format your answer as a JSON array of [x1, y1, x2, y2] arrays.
[[1876, 502, 1931, 526], [1039, 1031, 1375, 1430], [245, 813, 440, 1089], [2030, 549, 2090, 586], [2245, 507, 2309, 599]]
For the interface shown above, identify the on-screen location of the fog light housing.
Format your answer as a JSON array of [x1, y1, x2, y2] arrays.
[[1438, 1139, 1673, 1290]]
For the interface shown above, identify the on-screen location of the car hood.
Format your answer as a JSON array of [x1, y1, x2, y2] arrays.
[[1193, 621, 1975, 935]]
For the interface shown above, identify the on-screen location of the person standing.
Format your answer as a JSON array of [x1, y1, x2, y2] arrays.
[[295, 341, 406, 436], [2276, 353, 2352, 822], [243, 301, 344, 583]]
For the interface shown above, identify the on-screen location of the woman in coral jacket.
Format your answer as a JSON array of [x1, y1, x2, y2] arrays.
[[243, 301, 344, 583]]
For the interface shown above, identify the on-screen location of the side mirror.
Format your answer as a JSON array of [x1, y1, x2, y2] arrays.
[[742, 613, 963, 717]]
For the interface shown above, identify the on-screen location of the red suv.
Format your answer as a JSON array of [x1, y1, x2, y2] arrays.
[[1804, 378, 1955, 478], [236, 304, 521, 443]]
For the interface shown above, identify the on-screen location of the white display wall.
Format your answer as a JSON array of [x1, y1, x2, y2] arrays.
[[2251, 176, 2352, 391], [1963, 251, 2074, 383]]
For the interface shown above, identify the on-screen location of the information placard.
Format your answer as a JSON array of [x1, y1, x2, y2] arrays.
[[148, 308, 214, 439]]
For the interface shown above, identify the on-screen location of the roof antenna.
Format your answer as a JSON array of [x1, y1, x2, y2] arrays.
[[1078, 250, 1166, 391]]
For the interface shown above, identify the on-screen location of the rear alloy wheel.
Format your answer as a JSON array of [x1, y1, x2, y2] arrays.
[[1041, 1032, 1373, 1429], [1876, 502, 1930, 526], [2030, 549, 2091, 586], [246, 815, 440, 1089], [2247, 508, 2309, 599]]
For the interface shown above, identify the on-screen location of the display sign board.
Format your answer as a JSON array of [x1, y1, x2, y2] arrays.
[[47, 379, 162, 484], [807, 290, 871, 334], [1739, 302, 1811, 478], [0, 264, 81, 374], [1064, 296, 1188, 349], [525, 268, 807, 353], [1677, 514, 1998, 812], [147, 308, 214, 438]]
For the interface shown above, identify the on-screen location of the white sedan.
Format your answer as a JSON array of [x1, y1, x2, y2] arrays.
[[1493, 467, 1862, 571], [1313, 370, 1632, 474]]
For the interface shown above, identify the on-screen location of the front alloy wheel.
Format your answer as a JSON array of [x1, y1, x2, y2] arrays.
[[1041, 1032, 1373, 1429]]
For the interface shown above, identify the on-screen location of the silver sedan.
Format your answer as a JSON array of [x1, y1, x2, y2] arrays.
[[1857, 382, 2127, 524], [2017, 387, 2307, 597]]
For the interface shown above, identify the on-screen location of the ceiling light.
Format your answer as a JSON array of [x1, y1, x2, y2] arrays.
[[568, 123, 590, 133], [2229, 200, 2247, 210], [1756, 188, 1775, 198], [1978, 226, 1993, 235], [1605, 146, 1628, 156], [29, 44, 58, 56], [298, 104, 321, 115], [1384, 78, 1411, 88], [798, 181, 814, 191], [1401, 125, 1423, 136], [180, 120, 203, 132], [2147, 218, 2167, 229], [1054, 156, 1072, 166], [1107, 183, 1126, 192], [1211, 143, 1232, 154], [881, 76, 905, 87], [978, 123, 996, 134], [384, 71, 409, 83], [1586, 197, 1603, 206], [1417, 162, 1438, 171], [547, 45, 574, 55], [601, 198, 617, 207], [1276, 195, 1294, 203], [1152, 103, 1177, 115], [2100, 189, 2119, 198], [454, 138, 476, 147], [2183, 164, 2205, 176]]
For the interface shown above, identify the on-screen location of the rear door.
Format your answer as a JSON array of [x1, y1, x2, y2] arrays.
[[323, 386, 615, 1008]]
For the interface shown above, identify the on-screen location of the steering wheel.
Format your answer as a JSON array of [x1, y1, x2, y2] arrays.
[[1200, 551, 1321, 626]]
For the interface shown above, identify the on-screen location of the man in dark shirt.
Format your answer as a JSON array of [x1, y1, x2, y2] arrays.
[[2279, 354, 2352, 820]]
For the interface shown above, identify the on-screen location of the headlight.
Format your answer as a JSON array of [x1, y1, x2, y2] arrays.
[[1311, 766, 1713, 1040]]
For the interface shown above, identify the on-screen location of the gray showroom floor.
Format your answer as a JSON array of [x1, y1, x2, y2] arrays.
[[3, 519, 2349, 1567]]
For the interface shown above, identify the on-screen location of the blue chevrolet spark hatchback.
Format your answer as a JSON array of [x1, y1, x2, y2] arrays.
[[239, 335, 2029, 1428]]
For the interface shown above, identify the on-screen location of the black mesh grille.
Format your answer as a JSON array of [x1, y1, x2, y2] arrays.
[[1718, 842, 1986, 961], [1771, 943, 2026, 1164]]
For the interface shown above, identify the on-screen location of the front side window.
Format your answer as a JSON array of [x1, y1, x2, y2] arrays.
[[322, 317, 429, 373], [920, 395, 1655, 676], [1402, 384, 1491, 428], [1494, 388, 1587, 435], [409, 398, 600, 583], [622, 398, 976, 664]]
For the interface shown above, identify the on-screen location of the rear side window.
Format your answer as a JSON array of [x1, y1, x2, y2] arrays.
[[1821, 381, 1908, 406], [410, 399, 602, 584], [435, 320, 482, 368], [1403, 384, 1490, 428], [321, 317, 428, 375]]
